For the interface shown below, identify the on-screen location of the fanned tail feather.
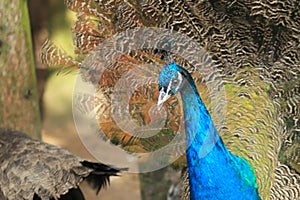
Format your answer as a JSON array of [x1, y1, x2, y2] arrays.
[[41, 39, 81, 74]]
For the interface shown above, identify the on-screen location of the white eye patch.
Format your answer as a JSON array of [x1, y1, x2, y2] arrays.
[[157, 72, 183, 109], [168, 72, 183, 93]]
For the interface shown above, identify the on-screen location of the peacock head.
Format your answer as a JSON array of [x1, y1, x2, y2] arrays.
[[157, 62, 189, 109]]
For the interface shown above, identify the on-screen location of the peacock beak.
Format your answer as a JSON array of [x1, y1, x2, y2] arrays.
[[157, 89, 171, 110]]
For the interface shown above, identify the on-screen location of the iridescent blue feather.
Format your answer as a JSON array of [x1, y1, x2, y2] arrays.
[[158, 63, 261, 200]]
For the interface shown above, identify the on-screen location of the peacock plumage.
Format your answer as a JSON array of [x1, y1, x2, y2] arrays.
[[0, 128, 123, 200], [41, 0, 300, 199], [157, 62, 261, 199]]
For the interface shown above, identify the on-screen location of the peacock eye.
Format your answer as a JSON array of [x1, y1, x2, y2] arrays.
[[172, 79, 179, 85]]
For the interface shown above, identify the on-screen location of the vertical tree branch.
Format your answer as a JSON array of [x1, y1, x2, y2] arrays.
[[0, 0, 41, 138]]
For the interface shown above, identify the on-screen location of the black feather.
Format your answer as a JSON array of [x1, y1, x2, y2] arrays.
[[34, 189, 85, 200], [81, 161, 127, 194]]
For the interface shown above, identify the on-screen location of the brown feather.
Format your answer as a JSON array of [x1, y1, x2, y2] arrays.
[[0, 128, 124, 200]]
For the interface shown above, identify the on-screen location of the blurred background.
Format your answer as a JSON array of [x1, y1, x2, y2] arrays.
[[28, 0, 142, 199]]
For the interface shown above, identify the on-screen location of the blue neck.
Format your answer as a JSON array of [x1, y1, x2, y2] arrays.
[[180, 75, 261, 200]]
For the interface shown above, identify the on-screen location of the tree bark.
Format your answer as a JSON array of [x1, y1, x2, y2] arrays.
[[0, 0, 41, 138]]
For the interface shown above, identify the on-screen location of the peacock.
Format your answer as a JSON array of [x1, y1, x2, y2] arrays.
[[0, 128, 124, 200], [157, 62, 261, 199], [41, 0, 300, 199]]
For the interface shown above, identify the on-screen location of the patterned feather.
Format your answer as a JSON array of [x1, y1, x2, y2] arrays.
[[41, 0, 300, 199], [0, 128, 123, 200], [41, 40, 81, 73]]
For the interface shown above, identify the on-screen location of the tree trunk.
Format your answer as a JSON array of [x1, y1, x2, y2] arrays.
[[0, 0, 41, 138]]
